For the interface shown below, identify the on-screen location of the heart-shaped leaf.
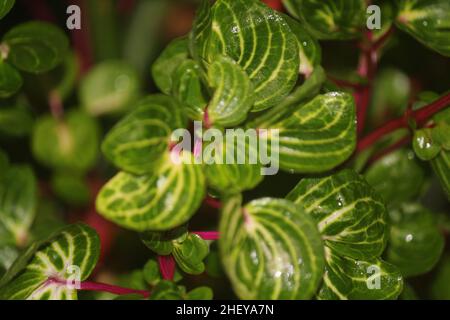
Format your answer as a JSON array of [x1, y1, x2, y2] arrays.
[[3, 21, 69, 73], [317, 248, 403, 300], [102, 95, 187, 175], [97, 151, 205, 232], [32, 110, 100, 173], [207, 55, 254, 127], [173, 233, 209, 275], [0, 61, 22, 98], [152, 37, 190, 95], [386, 203, 444, 277], [192, 0, 300, 111], [0, 223, 100, 300], [0, 165, 37, 247], [287, 169, 388, 260], [396, 0, 450, 57], [283, 0, 366, 40], [0, 0, 14, 20], [80, 61, 141, 116], [257, 92, 356, 173], [219, 195, 325, 300]]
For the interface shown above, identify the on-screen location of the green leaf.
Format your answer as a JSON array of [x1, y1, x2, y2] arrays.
[[287, 169, 388, 260], [396, 0, 450, 57], [0, 61, 22, 98], [80, 61, 141, 116], [3, 21, 69, 73], [317, 248, 403, 300], [203, 136, 264, 194], [32, 110, 100, 173], [431, 256, 450, 299], [207, 55, 254, 127], [0, 0, 14, 20], [413, 128, 441, 161], [431, 150, 450, 200], [365, 150, 426, 205], [399, 283, 418, 300], [143, 259, 161, 286], [0, 223, 100, 300], [0, 245, 18, 276], [186, 286, 213, 300], [0, 165, 37, 247], [152, 37, 190, 95], [284, 0, 366, 40], [283, 14, 322, 77], [172, 59, 207, 120], [101, 95, 186, 175], [51, 173, 90, 207], [150, 280, 183, 300], [219, 195, 325, 300], [173, 233, 209, 275], [0, 105, 33, 137], [97, 151, 205, 232], [193, 0, 300, 111], [141, 226, 188, 256], [386, 203, 444, 277], [258, 92, 356, 173]]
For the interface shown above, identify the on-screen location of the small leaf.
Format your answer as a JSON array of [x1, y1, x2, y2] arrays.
[[51, 173, 90, 207], [0, 165, 37, 247], [0, 61, 22, 98], [284, 0, 366, 40], [186, 287, 213, 300], [0, 0, 14, 20], [365, 150, 427, 205], [97, 151, 205, 232], [317, 248, 403, 300], [207, 55, 254, 127], [32, 110, 100, 173], [143, 259, 161, 286], [396, 0, 450, 57], [152, 37, 189, 95], [80, 61, 141, 116], [150, 280, 183, 300], [387, 203, 444, 277], [173, 233, 209, 275], [258, 92, 356, 173], [219, 195, 325, 300], [193, 0, 300, 111], [413, 128, 441, 161], [0, 105, 33, 137], [141, 226, 188, 256], [0, 223, 100, 300], [3, 21, 69, 73], [101, 95, 186, 175], [287, 169, 388, 260]]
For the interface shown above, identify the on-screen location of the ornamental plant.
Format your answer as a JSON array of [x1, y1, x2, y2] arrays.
[[0, 0, 449, 300]]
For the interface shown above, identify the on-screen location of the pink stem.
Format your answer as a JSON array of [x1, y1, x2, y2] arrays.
[[205, 196, 222, 209], [193, 231, 220, 241], [158, 255, 176, 281]]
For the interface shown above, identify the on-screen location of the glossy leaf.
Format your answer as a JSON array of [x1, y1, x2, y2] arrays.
[[0, 0, 14, 20], [0, 165, 37, 247], [143, 259, 161, 286], [317, 248, 403, 300], [32, 110, 100, 173], [365, 150, 426, 205], [152, 37, 189, 95], [149, 280, 183, 300], [387, 203, 444, 277], [287, 169, 388, 260], [0, 223, 100, 300], [173, 233, 209, 275], [0, 61, 22, 98], [97, 151, 205, 232], [284, 0, 366, 40], [193, 0, 300, 111], [413, 128, 441, 161], [219, 195, 325, 300], [396, 0, 450, 57], [80, 61, 141, 116], [102, 95, 186, 175], [141, 226, 188, 256], [258, 92, 356, 173], [3, 21, 68, 73]]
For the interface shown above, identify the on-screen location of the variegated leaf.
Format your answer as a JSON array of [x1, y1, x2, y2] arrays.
[[283, 0, 366, 40], [173, 233, 209, 275], [317, 247, 403, 300], [287, 169, 388, 260], [97, 151, 205, 232], [207, 55, 254, 127], [257, 92, 356, 173], [0, 223, 100, 300], [396, 0, 450, 57], [219, 195, 325, 300], [192, 0, 299, 111], [101, 95, 187, 175]]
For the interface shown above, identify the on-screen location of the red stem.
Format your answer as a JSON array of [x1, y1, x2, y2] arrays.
[[193, 231, 220, 241], [205, 196, 222, 209], [358, 93, 450, 152], [158, 255, 176, 281]]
